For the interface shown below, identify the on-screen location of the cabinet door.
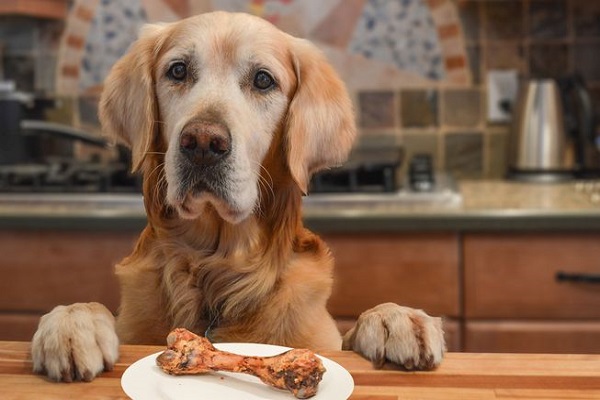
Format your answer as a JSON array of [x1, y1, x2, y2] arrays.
[[464, 233, 600, 319], [0, 314, 41, 341], [465, 321, 600, 353], [325, 233, 460, 318], [0, 231, 136, 313]]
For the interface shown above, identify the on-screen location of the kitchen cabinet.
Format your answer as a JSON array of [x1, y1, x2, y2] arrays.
[[465, 321, 600, 353], [2, 228, 599, 354], [0, 230, 464, 351], [327, 232, 600, 354], [463, 233, 600, 353], [325, 233, 462, 351], [0, 231, 136, 341]]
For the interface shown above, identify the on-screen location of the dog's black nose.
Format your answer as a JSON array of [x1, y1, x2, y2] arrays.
[[179, 121, 231, 165]]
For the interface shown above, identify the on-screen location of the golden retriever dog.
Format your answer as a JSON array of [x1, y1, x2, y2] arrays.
[[31, 12, 445, 382]]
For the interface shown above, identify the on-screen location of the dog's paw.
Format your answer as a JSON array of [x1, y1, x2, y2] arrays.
[[342, 302, 445, 370], [31, 302, 119, 382]]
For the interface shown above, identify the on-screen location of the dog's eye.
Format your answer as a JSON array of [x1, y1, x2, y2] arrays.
[[167, 62, 187, 81], [253, 70, 275, 91]]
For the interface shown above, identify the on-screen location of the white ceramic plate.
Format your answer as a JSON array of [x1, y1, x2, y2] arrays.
[[121, 343, 354, 400]]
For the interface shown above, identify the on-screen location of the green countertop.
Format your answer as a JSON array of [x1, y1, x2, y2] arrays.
[[306, 180, 600, 232], [1, 180, 599, 232]]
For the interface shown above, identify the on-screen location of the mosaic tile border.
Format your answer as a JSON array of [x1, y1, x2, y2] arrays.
[[55, 0, 99, 95], [55, 0, 472, 96]]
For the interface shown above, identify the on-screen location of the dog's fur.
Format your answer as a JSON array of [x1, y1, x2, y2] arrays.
[[32, 12, 444, 382]]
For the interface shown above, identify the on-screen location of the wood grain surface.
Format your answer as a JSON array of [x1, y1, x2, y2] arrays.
[[1, 342, 600, 399]]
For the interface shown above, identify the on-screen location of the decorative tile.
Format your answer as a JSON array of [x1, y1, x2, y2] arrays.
[[75, 3, 95, 22], [37, 20, 63, 54], [573, 42, 600, 83], [355, 132, 401, 149], [401, 132, 440, 174], [348, 0, 445, 81], [62, 65, 79, 79], [34, 54, 57, 93], [14, 0, 600, 182], [188, 0, 214, 15], [358, 91, 396, 128], [80, 0, 148, 91], [45, 97, 76, 125], [161, 0, 190, 17], [0, 18, 38, 53], [529, 44, 569, 79], [466, 44, 480, 84], [441, 89, 482, 128], [323, 46, 435, 90], [66, 34, 86, 51], [444, 132, 483, 178], [427, 0, 447, 10], [312, 0, 366, 47], [78, 96, 101, 129], [445, 55, 466, 70], [438, 23, 460, 40], [0, 17, 62, 93], [572, 0, 600, 38], [589, 88, 600, 127], [2, 56, 35, 92], [428, 0, 472, 85], [457, 0, 480, 42], [286, 0, 345, 34], [135, 0, 182, 22], [428, 0, 459, 26], [529, 0, 567, 40], [485, 43, 526, 73], [482, 0, 524, 40], [400, 89, 438, 128], [487, 130, 510, 179]]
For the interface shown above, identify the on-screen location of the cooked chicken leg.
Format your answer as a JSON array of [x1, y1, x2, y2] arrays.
[[156, 328, 326, 399]]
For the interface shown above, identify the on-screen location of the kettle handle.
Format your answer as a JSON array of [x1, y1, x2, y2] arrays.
[[560, 75, 597, 165], [572, 76, 596, 146]]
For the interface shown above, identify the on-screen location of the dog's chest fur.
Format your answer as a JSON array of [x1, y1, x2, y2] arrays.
[[122, 214, 334, 346]]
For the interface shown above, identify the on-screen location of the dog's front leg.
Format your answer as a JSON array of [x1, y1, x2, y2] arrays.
[[31, 302, 119, 382], [342, 303, 445, 370]]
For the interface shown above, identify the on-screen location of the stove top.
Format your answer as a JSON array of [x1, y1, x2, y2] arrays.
[[306, 153, 462, 206], [0, 150, 460, 206], [0, 159, 141, 193], [305, 172, 462, 207]]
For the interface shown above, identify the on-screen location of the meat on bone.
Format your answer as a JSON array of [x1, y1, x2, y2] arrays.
[[156, 328, 326, 399]]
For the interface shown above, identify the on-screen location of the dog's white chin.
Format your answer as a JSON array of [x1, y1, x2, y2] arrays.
[[175, 193, 251, 224]]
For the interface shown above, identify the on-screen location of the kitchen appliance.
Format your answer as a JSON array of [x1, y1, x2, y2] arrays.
[[309, 142, 405, 193], [308, 144, 461, 207], [508, 76, 598, 182], [0, 85, 139, 193], [0, 84, 459, 204]]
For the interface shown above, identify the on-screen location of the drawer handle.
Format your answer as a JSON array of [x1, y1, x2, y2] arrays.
[[556, 271, 600, 284]]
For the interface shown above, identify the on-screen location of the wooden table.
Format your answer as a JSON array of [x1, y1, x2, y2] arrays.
[[1, 341, 600, 399]]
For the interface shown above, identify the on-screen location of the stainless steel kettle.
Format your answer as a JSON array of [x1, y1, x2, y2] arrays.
[[507, 76, 598, 181]]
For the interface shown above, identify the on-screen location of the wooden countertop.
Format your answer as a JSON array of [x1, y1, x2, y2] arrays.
[[1, 342, 600, 399]]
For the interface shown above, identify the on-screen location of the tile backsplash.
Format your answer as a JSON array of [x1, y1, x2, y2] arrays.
[[357, 0, 600, 179], [1, 0, 600, 180], [0, 17, 63, 93]]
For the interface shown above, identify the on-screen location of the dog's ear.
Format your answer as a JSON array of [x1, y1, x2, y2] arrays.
[[99, 24, 167, 172], [285, 39, 356, 194]]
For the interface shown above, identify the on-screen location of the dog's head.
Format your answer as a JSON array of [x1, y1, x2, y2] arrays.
[[99, 12, 355, 224]]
